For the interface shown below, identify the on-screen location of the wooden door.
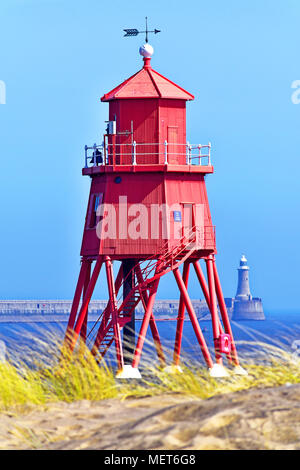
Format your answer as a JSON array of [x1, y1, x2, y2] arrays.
[[167, 126, 179, 164]]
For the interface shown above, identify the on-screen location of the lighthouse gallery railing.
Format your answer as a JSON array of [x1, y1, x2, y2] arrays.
[[84, 141, 211, 168]]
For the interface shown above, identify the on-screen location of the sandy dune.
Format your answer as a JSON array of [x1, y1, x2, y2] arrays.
[[0, 384, 299, 450]]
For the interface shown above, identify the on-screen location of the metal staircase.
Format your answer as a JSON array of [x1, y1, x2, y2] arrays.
[[87, 226, 202, 361]]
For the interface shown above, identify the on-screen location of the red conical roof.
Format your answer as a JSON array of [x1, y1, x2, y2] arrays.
[[101, 58, 194, 102]]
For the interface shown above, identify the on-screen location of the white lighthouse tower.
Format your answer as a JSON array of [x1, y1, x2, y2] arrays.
[[232, 255, 265, 320], [235, 255, 252, 301]]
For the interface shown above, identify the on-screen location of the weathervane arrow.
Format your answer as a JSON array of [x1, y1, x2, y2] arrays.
[[123, 17, 161, 43]]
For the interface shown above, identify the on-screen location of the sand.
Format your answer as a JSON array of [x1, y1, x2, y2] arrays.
[[0, 384, 299, 450]]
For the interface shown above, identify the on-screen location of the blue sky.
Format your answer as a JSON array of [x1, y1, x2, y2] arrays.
[[0, 0, 299, 311]]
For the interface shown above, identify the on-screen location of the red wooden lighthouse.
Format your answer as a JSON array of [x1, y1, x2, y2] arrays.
[[64, 38, 247, 378]]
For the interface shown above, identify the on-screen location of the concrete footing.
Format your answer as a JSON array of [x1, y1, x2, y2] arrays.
[[115, 365, 142, 379], [209, 363, 230, 378]]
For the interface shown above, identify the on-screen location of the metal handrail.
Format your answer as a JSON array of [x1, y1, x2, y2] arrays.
[[84, 140, 211, 167]]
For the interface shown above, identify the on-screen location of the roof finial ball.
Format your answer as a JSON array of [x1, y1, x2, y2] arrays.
[[139, 43, 154, 68]]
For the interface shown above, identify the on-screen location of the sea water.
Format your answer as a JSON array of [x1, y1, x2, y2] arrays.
[[0, 310, 299, 369]]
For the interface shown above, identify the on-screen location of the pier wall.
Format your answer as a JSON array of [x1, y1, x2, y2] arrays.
[[0, 298, 265, 322]]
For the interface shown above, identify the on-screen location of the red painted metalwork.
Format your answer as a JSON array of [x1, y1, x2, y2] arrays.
[[173, 261, 190, 366], [64, 49, 242, 375], [80, 260, 91, 342], [67, 257, 103, 352], [205, 255, 222, 365], [105, 256, 124, 370], [212, 260, 239, 365], [173, 266, 213, 369], [65, 260, 88, 333], [91, 263, 123, 356], [131, 275, 160, 369], [135, 263, 165, 366]]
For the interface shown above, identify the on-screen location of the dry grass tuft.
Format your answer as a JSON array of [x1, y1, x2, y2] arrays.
[[0, 331, 299, 412]]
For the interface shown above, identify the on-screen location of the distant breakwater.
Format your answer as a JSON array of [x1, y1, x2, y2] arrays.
[[0, 298, 265, 322], [0, 299, 210, 322]]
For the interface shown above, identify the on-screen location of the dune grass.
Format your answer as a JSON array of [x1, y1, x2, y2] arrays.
[[0, 333, 299, 412]]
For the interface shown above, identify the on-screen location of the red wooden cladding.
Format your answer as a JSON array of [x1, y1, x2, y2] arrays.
[[107, 98, 187, 165], [80, 172, 216, 258]]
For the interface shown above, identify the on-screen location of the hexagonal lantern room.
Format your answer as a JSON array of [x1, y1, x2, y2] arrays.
[[63, 43, 247, 378]]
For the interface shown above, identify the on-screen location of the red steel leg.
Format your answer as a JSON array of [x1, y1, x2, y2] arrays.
[[131, 277, 160, 369], [69, 257, 103, 352], [92, 264, 123, 354], [173, 267, 214, 369], [135, 264, 165, 366], [66, 259, 88, 333], [213, 259, 240, 366], [205, 255, 222, 364], [173, 261, 190, 366], [80, 260, 92, 343], [193, 260, 210, 307], [105, 256, 124, 370], [193, 259, 225, 335]]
